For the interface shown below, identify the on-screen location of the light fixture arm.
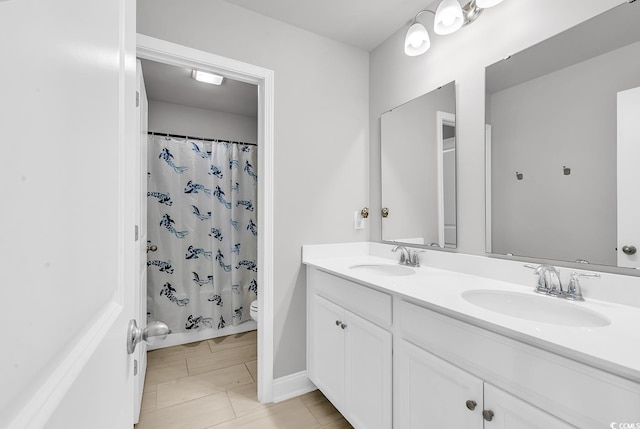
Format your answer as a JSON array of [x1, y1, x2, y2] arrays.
[[411, 9, 436, 25]]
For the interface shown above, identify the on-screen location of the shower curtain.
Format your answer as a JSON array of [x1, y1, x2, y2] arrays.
[[147, 135, 258, 333]]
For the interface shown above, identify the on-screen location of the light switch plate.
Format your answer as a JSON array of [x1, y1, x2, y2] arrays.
[[354, 211, 365, 230]]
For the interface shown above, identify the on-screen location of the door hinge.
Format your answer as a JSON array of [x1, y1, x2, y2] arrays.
[[136, 91, 140, 107], [135, 225, 139, 241], [134, 359, 138, 376]]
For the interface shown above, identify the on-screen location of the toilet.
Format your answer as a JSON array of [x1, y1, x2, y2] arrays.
[[250, 300, 258, 322]]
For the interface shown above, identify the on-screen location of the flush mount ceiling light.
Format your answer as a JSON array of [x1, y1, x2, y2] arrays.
[[404, 0, 506, 56], [191, 69, 224, 85]]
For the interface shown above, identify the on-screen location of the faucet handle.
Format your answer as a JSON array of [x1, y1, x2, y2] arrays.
[[411, 250, 425, 267], [566, 271, 600, 301]]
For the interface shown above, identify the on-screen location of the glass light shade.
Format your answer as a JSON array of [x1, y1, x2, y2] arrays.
[[404, 22, 431, 56], [433, 0, 464, 35], [476, 0, 504, 8]]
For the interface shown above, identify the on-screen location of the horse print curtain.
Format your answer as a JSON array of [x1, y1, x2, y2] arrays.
[[147, 135, 258, 333]]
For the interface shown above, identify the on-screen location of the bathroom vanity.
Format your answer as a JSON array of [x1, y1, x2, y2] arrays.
[[303, 243, 640, 429]]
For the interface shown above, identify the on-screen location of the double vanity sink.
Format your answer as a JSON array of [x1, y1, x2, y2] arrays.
[[349, 262, 611, 328], [304, 243, 640, 428]]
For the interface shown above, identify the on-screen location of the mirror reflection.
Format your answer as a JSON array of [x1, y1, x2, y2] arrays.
[[485, 1, 640, 267], [381, 81, 456, 248]]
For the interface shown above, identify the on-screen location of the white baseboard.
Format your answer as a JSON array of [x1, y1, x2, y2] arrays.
[[272, 371, 317, 403]]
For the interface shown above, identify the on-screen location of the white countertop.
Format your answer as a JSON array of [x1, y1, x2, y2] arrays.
[[303, 248, 640, 383]]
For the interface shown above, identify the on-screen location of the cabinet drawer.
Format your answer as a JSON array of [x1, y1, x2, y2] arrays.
[[308, 267, 392, 328], [397, 299, 640, 428]]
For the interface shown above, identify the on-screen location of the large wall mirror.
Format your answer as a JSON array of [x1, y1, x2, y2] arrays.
[[381, 81, 456, 248], [485, 1, 640, 268]]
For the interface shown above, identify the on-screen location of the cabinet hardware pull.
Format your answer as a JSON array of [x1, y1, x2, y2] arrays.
[[482, 410, 494, 421], [340, 323, 347, 329], [465, 400, 477, 411], [335, 320, 341, 326]]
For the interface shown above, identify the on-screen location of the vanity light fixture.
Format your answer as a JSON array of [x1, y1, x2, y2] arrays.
[[191, 69, 224, 85], [404, 0, 506, 56]]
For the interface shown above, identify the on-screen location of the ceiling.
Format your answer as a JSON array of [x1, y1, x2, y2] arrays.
[[140, 0, 439, 115], [223, 0, 435, 51], [140, 59, 258, 117]]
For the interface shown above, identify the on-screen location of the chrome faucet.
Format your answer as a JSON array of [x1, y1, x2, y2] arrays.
[[392, 245, 422, 267], [532, 264, 563, 296], [525, 264, 600, 301]]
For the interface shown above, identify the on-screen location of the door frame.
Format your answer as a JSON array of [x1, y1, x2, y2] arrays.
[[436, 111, 456, 249], [136, 34, 276, 403]]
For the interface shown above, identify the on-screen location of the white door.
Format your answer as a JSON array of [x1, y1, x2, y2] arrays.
[[344, 310, 392, 429], [394, 340, 483, 429], [134, 61, 150, 423], [308, 295, 346, 408], [483, 383, 574, 429], [0, 0, 137, 428], [617, 87, 640, 268]]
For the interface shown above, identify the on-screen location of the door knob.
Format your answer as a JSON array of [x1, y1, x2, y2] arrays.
[[622, 245, 637, 255], [465, 400, 477, 411], [482, 410, 495, 422], [147, 244, 158, 253], [127, 319, 170, 354]]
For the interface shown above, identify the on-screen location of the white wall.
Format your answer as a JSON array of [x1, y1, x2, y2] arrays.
[[148, 100, 258, 143], [489, 41, 640, 265], [138, 0, 369, 378], [370, 0, 623, 258]]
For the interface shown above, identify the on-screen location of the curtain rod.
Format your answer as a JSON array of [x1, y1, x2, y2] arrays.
[[148, 131, 257, 147]]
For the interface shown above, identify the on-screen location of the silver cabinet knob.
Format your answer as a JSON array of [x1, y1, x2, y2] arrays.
[[622, 245, 637, 255], [127, 319, 170, 354], [465, 400, 477, 411], [482, 410, 495, 422], [147, 244, 158, 253]]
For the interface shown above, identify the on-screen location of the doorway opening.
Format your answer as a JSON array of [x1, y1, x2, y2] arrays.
[[136, 35, 275, 407]]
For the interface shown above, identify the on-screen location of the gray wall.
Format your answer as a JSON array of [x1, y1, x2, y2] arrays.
[[148, 100, 258, 143], [370, 0, 623, 259], [489, 41, 640, 265], [138, 0, 369, 379], [380, 84, 455, 243]]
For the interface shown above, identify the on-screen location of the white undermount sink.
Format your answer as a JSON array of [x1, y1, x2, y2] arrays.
[[462, 290, 611, 328], [349, 264, 415, 276]]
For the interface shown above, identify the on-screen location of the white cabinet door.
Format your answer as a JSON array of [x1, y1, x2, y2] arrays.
[[483, 383, 575, 429], [309, 295, 346, 407], [395, 340, 483, 429], [344, 311, 392, 429]]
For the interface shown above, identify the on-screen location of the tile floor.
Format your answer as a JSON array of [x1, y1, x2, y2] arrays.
[[136, 330, 353, 429]]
